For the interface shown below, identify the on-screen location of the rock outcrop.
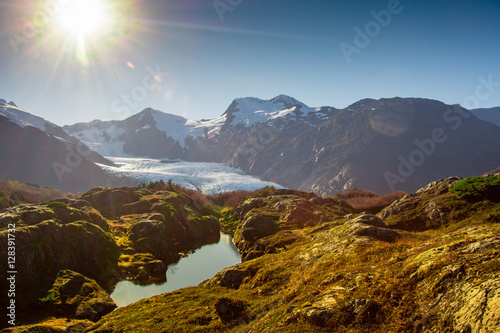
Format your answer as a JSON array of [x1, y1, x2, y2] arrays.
[[232, 190, 353, 260], [40, 270, 116, 322], [0, 183, 223, 328], [80, 186, 220, 283], [84, 179, 500, 333], [0, 201, 119, 325]]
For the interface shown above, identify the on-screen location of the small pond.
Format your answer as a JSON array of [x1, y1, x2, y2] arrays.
[[111, 233, 241, 307]]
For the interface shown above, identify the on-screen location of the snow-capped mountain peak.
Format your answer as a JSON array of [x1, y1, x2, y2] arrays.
[[0, 99, 59, 132], [221, 95, 322, 128], [270, 94, 304, 108], [64, 95, 339, 158]]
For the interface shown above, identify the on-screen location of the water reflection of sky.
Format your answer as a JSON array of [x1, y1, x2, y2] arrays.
[[111, 233, 241, 307]]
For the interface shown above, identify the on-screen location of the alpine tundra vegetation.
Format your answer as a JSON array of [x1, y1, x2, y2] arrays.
[[1, 174, 499, 332]]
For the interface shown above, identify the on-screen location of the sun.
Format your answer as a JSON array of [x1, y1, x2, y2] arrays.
[[55, 0, 113, 65], [57, 0, 107, 37]]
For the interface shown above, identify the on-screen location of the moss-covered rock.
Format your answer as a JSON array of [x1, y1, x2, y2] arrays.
[[80, 187, 141, 219], [40, 270, 116, 322], [119, 253, 167, 283], [232, 190, 354, 260], [380, 176, 500, 231], [85, 181, 500, 333], [0, 201, 119, 324]]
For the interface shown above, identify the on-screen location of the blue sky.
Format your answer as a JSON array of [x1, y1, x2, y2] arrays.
[[0, 0, 499, 125]]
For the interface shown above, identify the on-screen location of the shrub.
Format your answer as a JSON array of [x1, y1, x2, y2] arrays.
[[0, 191, 19, 210], [336, 189, 406, 213], [450, 175, 500, 199]]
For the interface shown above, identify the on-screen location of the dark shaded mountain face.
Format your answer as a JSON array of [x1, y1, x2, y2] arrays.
[[0, 99, 113, 167], [227, 98, 500, 195], [63, 96, 500, 195], [189, 98, 500, 195], [0, 116, 130, 193]]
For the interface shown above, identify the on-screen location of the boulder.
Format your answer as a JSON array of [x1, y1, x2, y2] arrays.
[[127, 220, 177, 263], [238, 214, 279, 244], [220, 269, 249, 289], [351, 214, 386, 228], [214, 298, 248, 324], [120, 253, 167, 283], [81, 188, 141, 218], [21, 206, 57, 225], [353, 225, 399, 242], [120, 200, 152, 216], [282, 203, 318, 228], [41, 270, 116, 322], [0, 217, 119, 318]]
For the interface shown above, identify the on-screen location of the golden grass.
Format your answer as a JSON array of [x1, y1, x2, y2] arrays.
[[336, 189, 406, 213]]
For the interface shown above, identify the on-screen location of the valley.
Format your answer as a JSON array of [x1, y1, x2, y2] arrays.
[[0, 175, 499, 332], [1, 96, 499, 332]]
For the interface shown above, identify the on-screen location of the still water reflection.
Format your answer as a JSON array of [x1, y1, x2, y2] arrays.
[[111, 233, 241, 307]]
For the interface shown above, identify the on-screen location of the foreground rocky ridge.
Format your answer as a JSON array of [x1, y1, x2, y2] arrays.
[[2, 175, 500, 332], [0, 182, 220, 328], [86, 176, 500, 332]]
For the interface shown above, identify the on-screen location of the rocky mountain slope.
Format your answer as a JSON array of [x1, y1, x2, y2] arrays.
[[471, 106, 500, 127], [64, 96, 500, 195], [2, 174, 500, 332], [244, 98, 500, 195], [0, 99, 132, 193]]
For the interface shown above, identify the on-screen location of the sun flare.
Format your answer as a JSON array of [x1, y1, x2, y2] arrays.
[[57, 0, 107, 36], [55, 0, 112, 65]]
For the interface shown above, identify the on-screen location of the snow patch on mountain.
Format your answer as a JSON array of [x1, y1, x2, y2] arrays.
[[148, 109, 219, 145], [97, 157, 285, 194], [223, 95, 318, 127], [0, 99, 59, 131], [72, 124, 129, 156]]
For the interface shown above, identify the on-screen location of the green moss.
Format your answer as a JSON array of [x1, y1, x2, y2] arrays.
[[39, 291, 60, 303], [217, 208, 240, 234], [450, 175, 500, 199], [47, 201, 69, 210]]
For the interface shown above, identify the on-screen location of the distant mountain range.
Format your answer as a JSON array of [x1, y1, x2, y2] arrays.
[[471, 107, 500, 127], [63, 95, 500, 195], [2, 96, 500, 195], [63, 95, 337, 159], [0, 99, 130, 193]]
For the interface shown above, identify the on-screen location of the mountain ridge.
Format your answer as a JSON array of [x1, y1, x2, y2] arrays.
[[471, 106, 500, 127], [4, 95, 500, 195], [0, 100, 132, 193], [62, 95, 500, 195]]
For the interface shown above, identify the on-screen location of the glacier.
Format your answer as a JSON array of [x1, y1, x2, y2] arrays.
[[98, 157, 284, 194]]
